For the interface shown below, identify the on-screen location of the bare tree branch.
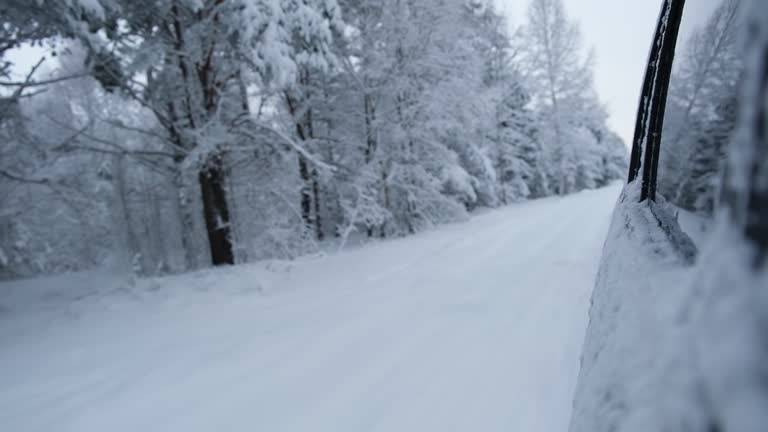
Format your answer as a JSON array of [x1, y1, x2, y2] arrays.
[[0, 72, 90, 88], [0, 169, 50, 185]]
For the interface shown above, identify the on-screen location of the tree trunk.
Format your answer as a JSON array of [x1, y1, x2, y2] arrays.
[[298, 155, 314, 235], [149, 181, 169, 274], [169, 0, 235, 268], [312, 169, 324, 241], [110, 154, 140, 272], [285, 70, 323, 241], [175, 170, 205, 270], [364, 93, 378, 164], [199, 157, 234, 266], [296, 159, 323, 241], [380, 163, 391, 239]]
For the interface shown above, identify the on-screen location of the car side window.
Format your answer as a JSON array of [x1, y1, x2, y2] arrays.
[[657, 0, 744, 231]]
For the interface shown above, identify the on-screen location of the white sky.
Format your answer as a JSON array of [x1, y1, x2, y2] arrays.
[[495, 0, 723, 146]]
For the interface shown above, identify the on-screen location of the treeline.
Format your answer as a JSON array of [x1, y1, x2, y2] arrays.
[[0, 0, 627, 278]]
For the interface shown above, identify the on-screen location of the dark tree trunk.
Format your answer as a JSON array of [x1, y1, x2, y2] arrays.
[[162, 1, 236, 268], [285, 70, 324, 241], [364, 93, 378, 164], [199, 157, 234, 266], [364, 93, 381, 238], [380, 164, 390, 239], [312, 169, 324, 241], [298, 155, 314, 235], [297, 158, 323, 241]]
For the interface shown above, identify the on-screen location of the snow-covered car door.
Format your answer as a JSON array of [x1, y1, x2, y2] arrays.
[[570, 1, 768, 431]]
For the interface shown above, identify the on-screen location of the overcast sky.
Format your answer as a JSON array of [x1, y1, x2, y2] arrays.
[[495, 0, 722, 147]]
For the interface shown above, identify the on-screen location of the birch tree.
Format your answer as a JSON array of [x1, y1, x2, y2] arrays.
[[523, 0, 594, 195]]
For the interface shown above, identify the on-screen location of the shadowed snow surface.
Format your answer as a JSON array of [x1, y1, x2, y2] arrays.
[[0, 185, 621, 432]]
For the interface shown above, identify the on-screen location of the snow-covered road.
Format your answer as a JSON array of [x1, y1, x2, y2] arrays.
[[0, 184, 621, 432]]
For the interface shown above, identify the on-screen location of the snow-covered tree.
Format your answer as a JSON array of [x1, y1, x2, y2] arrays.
[[522, 0, 596, 195], [92, 0, 342, 267], [0, 0, 629, 279]]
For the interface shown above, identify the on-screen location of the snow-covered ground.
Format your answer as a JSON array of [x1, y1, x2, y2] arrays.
[[0, 184, 621, 432]]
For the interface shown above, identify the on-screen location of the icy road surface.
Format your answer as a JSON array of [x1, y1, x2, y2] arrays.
[[0, 185, 621, 432]]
